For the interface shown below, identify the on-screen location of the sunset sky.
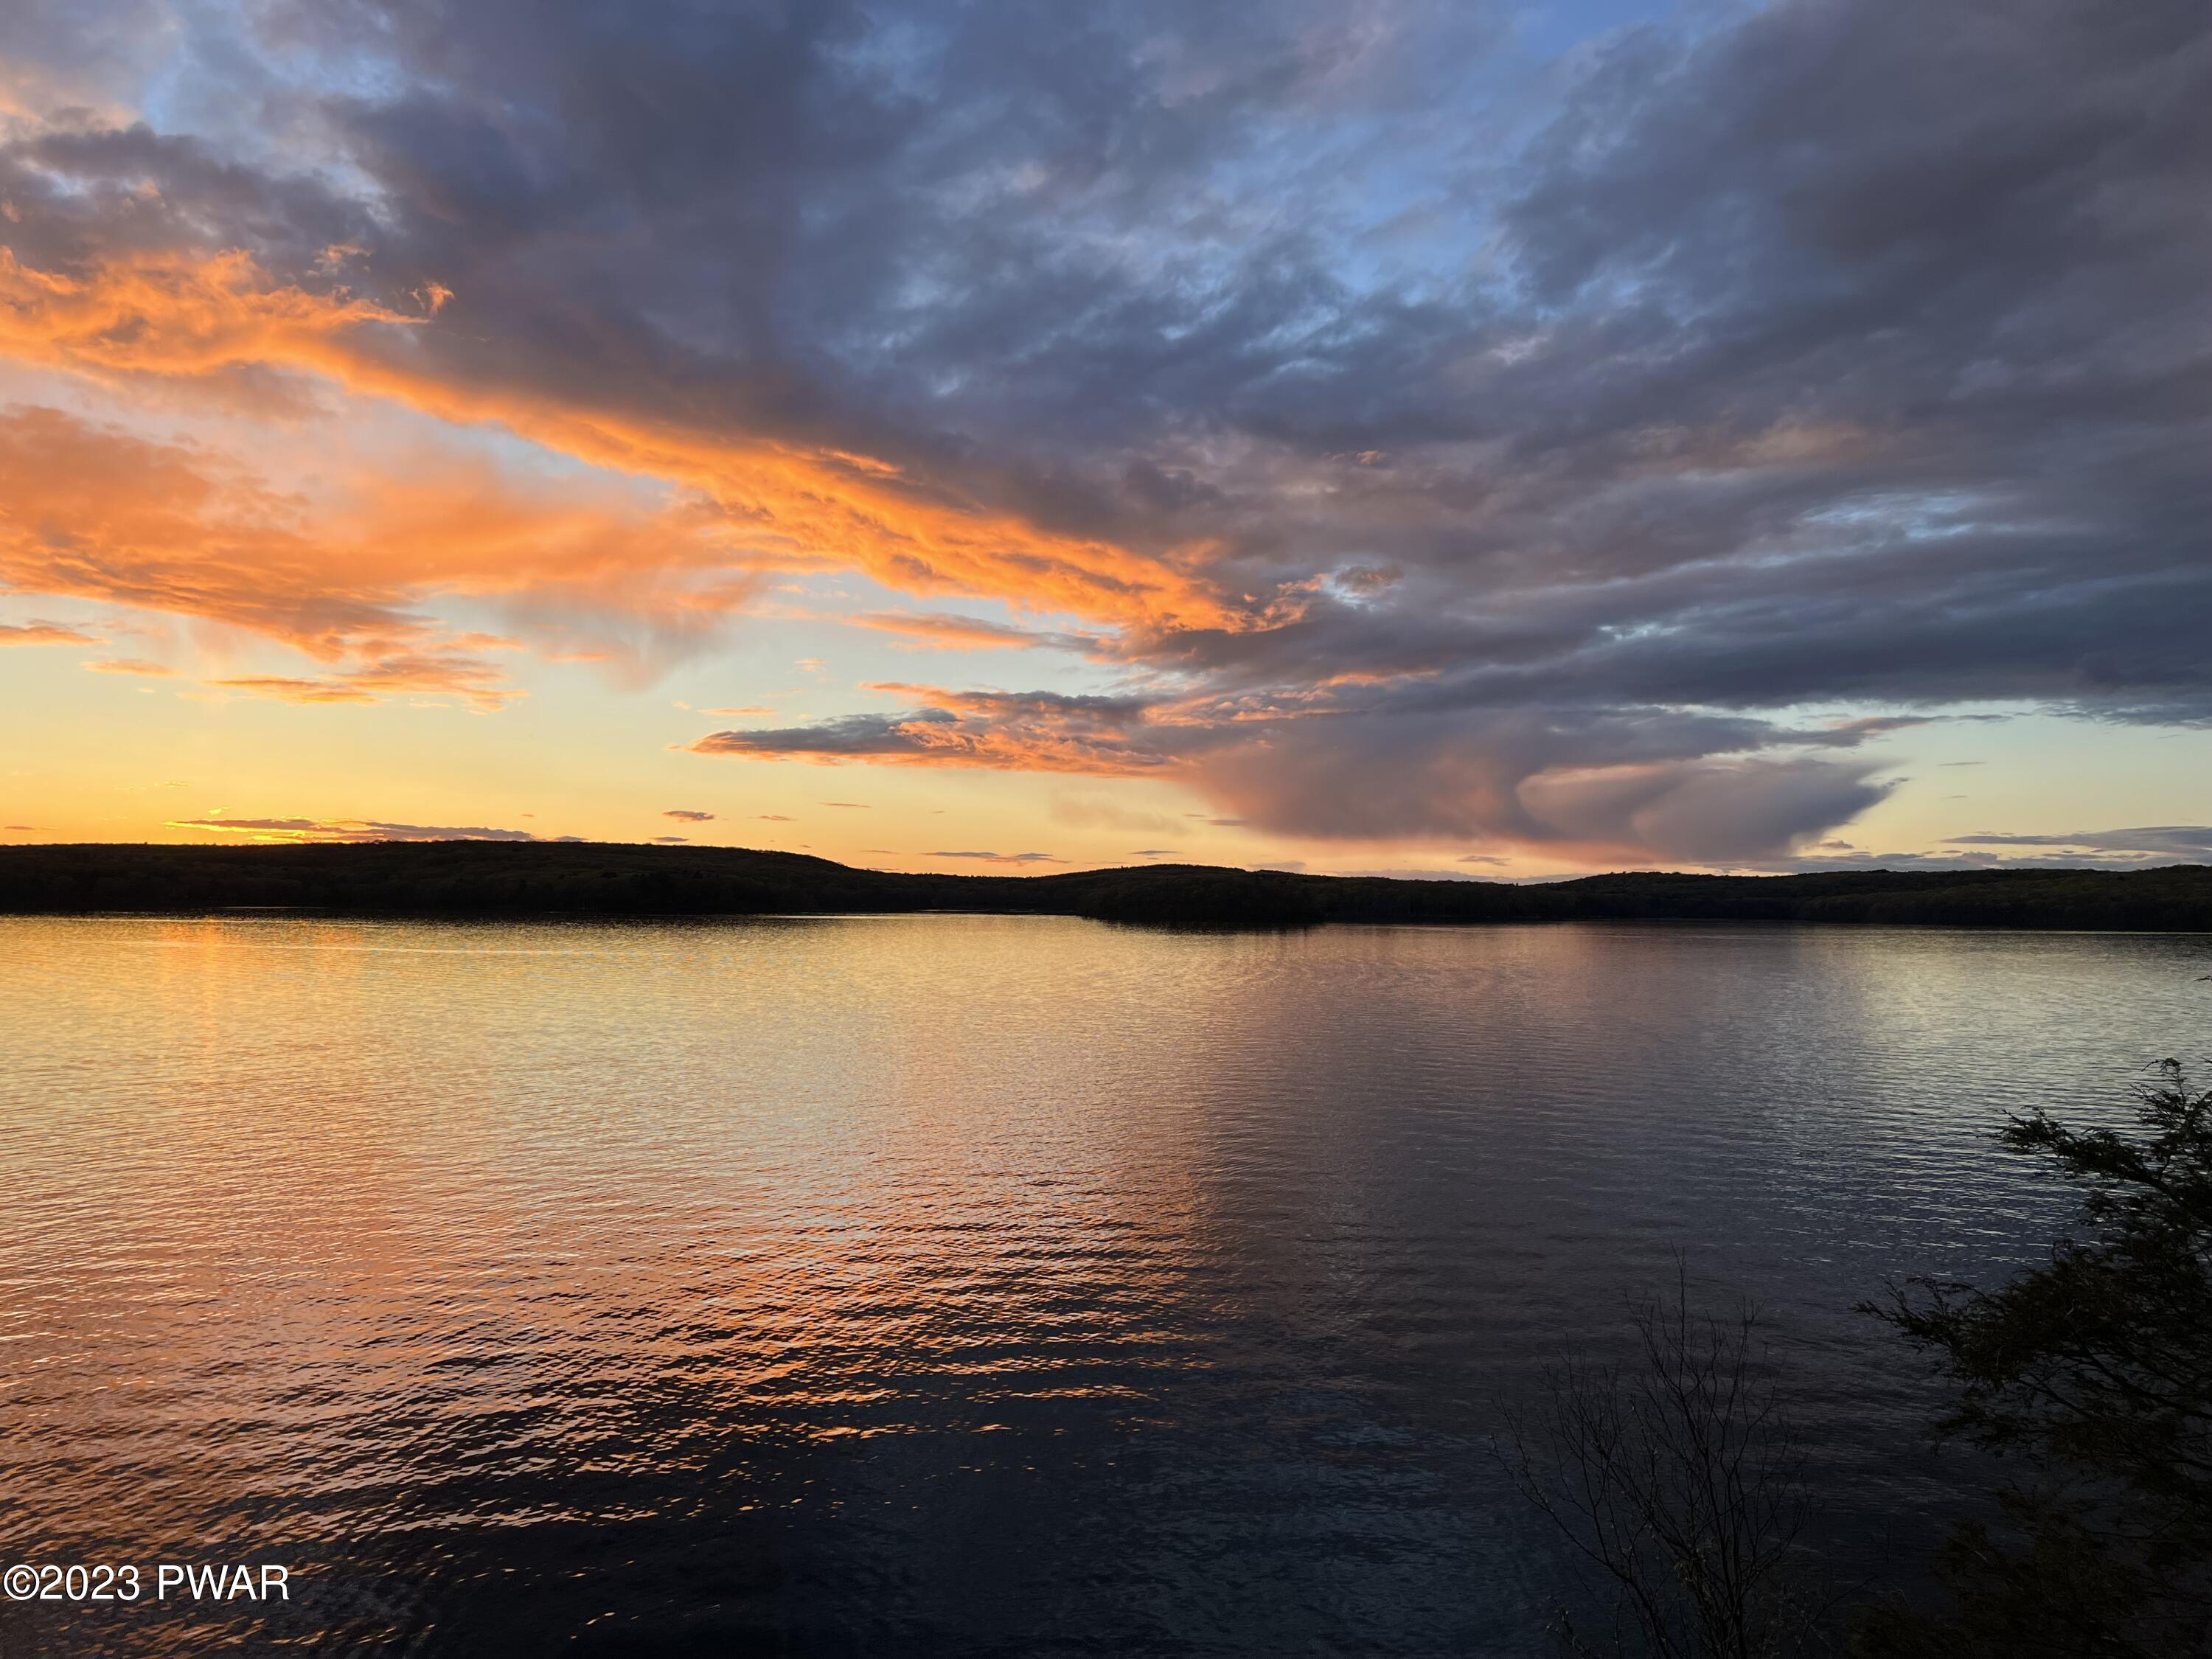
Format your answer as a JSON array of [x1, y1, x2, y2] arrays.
[[2, 0, 2207, 877]]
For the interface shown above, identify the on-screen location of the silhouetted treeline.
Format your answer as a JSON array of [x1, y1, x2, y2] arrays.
[[3, 842, 2210, 930]]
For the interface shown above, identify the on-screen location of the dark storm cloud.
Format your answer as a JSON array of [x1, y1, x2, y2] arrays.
[[5, 0, 2208, 860]]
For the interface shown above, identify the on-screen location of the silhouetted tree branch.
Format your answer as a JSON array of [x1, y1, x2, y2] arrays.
[[1500, 1265, 1829, 1658]]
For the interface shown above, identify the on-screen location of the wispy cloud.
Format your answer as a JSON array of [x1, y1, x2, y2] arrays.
[[210, 652, 518, 710], [1945, 827, 2212, 863], [0, 620, 98, 646], [842, 611, 1093, 653], [164, 817, 565, 844]]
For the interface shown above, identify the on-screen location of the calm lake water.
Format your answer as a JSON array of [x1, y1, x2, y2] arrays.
[[2, 914, 2207, 1656]]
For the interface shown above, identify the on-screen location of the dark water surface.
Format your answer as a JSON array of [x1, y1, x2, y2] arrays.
[[3, 915, 2206, 1655]]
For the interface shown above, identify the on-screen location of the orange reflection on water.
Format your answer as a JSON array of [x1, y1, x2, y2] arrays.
[[2, 913, 2202, 1655]]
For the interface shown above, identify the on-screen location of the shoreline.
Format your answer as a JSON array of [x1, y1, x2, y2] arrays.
[[5, 843, 2210, 932]]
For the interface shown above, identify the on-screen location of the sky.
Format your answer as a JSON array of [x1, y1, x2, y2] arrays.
[[1, 0, 2208, 878]]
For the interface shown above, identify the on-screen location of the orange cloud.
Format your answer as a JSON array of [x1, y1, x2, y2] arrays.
[[332, 374, 1245, 635], [82, 655, 173, 675], [0, 246, 420, 382], [0, 246, 1253, 638], [211, 652, 521, 711], [0, 403, 756, 702], [841, 611, 1090, 651], [0, 619, 98, 644], [207, 676, 377, 704]]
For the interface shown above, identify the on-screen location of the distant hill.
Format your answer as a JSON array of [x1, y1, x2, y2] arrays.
[[2, 841, 2209, 931]]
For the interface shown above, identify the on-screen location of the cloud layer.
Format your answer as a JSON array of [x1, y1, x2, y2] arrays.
[[3, 0, 2208, 860]]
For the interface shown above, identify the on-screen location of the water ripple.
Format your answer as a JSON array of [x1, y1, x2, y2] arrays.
[[1, 916, 2205, 1655]]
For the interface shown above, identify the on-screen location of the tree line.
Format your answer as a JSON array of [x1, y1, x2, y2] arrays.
[[2, 841, 2210, 931]]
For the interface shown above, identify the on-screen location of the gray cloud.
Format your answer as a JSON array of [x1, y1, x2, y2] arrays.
[[692, 692, 1900, 860], [693, 689, 1168, 776], [697, 710, 962, 759], [1197, 713, 1896, 859], [164, 817, 554, 843], [1718, 824, 2212, 873], [1947, 826, 2212, 862]]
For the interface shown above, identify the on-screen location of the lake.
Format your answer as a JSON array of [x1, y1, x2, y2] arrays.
[[2, 914, 2205, 1655]]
